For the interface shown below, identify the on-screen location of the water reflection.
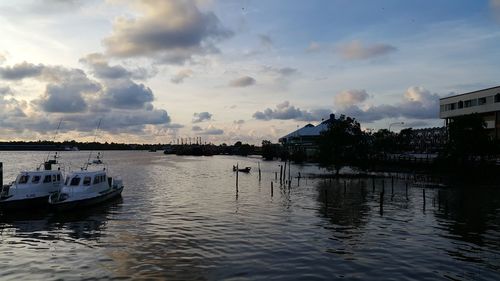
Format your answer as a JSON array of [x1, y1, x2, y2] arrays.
[[0, 197, 123, 241], [0, 152, 499, 280]]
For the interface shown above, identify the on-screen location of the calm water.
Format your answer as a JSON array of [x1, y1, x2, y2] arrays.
[[0, 151, 499, 280]]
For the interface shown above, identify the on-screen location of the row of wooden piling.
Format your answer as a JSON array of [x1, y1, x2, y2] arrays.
[[234, 162, 436, 215]]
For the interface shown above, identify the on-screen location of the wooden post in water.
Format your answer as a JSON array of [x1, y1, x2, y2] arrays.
[[391, 176, 394, 190], [275, 172, 277, 181], [283, 161, 287, 185], [0, 162, 2, 188], [288, 160, 291, 183], [382, 179, 385, 193], [423, 188, 426, 209], [372, 176, 375, 192], [271, 182, 273, 197], [379, 191, 384, 216], [258, 162, 261, 182], [235, 163, 239, 192], [279, 165, 283, 185], [344, 180, 347, 194]]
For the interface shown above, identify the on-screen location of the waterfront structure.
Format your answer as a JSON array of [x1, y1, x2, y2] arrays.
[[409, 127, 447, 152], [440, 86, 500, 138], [279, 114, 336, 156]]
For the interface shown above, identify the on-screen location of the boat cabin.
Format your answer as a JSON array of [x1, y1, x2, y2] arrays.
[[64, 171, 110, 189], [15, 170, 62, 186]]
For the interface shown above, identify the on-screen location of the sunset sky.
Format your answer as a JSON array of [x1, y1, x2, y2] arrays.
[[1, 0, 500, 144]]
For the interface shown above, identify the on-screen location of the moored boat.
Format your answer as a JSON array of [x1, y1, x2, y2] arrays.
[[48, 153, 124, 211], [0, 158, 63, 210], [232, 166, 251, 173]]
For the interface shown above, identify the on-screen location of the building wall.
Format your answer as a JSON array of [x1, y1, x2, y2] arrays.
[[439, 86, 500, 120]]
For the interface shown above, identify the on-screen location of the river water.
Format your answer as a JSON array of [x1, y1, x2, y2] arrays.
[[0, 151, 499, 280]]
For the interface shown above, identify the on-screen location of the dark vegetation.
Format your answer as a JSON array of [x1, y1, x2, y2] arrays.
[[314, 113, 500, 181]]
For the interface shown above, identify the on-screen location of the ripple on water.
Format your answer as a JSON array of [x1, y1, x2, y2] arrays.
[[0, 152, 500, 280]]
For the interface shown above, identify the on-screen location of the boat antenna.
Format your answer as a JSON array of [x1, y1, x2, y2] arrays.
[[85, 118, 102, 170], [45, 119, 63, 163]]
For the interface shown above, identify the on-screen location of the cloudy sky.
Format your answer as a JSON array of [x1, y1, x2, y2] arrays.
[[1, 0, 500, 144]]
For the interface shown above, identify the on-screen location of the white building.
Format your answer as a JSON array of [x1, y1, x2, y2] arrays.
[[440, 86, 500, 138], [279, 114, 336, 156]]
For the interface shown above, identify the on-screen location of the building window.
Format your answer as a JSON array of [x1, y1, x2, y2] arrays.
[[495, 94, 500, 103], [478, 97, 486, 105], [450, 103, 456, 110], [458, 100, 463, 109]]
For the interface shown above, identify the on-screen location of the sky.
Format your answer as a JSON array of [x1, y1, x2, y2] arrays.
[[1, 0, 500, 145]]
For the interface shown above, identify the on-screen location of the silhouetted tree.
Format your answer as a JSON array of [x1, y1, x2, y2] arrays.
[[262, 140, 278, 160], [318, 115, 366, 175], [445, 113, 491, 163]]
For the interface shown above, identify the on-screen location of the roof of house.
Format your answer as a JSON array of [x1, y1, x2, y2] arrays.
[[279, 116, 334, 140]]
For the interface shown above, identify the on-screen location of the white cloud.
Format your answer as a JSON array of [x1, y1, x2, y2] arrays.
[[339, 86, 439, 122], [103, 0, 232, 64], [306, 41, 321, 52], [171, 69, 193, 84], [253, 101, 331, 121], [334, 89, 369, 108], [337, 40, 397, 60]]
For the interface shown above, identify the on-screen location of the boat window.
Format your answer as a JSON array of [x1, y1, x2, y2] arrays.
[[52, 175, 57, 182], [57, 174, 61, 181], [31, 175, 41, 184], [70, 176, 81, 186], [43, 175, 52, 183], [93, 175, 99, 184], [18, 175, 30, 184], [83, 176, 92, 186], [65, 176, 70, 185]]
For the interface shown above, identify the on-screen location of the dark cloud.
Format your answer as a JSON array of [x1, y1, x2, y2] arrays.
[[197, 126, 224, 135], [0, 62, 44, 80], [259, 34, 273, 48], [103, 0, 232, 64], [253, 101, 331, 121], [0, 86, 12, 96], [262, 66, 298, 76], [192, 111, 212, 123], [102, 82, 154, 110], [229, 76, 256, 87], [34, 67, 101, 113], [0, 60, 176, 135], [39, 84, 90, 113], [337, 41, 397, 60], [192, 125, 202, 131]]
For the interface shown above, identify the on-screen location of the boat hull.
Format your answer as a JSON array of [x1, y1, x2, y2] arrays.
[[50, 186, 124, 211], [0, 195, 50, 210]]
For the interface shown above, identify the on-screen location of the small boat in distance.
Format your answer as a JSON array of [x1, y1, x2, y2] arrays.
[[0, 155, 63, 210], [48, 152, 124, 211], [233, 166, 251, 173]]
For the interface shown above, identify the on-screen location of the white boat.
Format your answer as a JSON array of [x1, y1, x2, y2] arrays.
[[48, 153, 124, 211], [0, 159, 63, 210]]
